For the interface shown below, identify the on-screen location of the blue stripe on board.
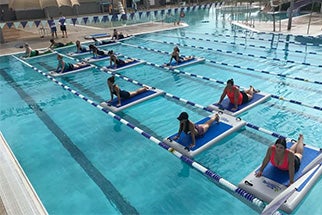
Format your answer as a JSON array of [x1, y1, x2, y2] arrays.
[[0, 68, 139, 215]]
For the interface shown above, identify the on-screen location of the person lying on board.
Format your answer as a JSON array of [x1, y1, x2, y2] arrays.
[[75, 40, 88, 53], [165, 46, 194, 66], [216, 79, 259, 111], [172, 112, 220, 151], [23, 43, 52, 58], [53, 54, 89, 74], [107, 50, 135, 69], [92, 37, 115, 46], [107, 76, 148, 107], [255, 134, 304, 186], [49, 39, 73, 49], [111, 29, 125, 40], [88, 44, 108, 58]]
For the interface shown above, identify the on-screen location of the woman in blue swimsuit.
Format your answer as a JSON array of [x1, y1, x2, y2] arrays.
[[173, 112, 220, 150], [107, 76, 148, 107]]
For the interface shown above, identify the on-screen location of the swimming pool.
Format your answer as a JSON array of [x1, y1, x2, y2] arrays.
[[1, 4, 322, 215]]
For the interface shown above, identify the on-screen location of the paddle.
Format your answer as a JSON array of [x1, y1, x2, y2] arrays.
[[261, 153, 322, 215]]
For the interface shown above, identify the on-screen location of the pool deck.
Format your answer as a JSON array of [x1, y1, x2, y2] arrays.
[[233, 12, 322, 37], [1, 12, 321, 56], [0, 21, 188, 55]]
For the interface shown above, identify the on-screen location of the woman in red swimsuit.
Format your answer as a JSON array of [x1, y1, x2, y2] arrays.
[[255, 134, 304, 185], [217, 79, 258, 111], [173, 112, 220, 151]]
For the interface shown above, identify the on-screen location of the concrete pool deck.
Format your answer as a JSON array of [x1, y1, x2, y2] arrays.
[[0, 21, 188, 55], [1, 12, 321, 56]]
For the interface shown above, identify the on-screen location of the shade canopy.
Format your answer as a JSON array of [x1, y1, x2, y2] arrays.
[[9, 0, 80, 10]]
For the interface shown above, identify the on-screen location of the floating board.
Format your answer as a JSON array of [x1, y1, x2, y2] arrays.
[[21, 50, 54, 60], [84, 33, 111, 39], [49, 64, 93, 77], [67, 50, 90, 57], [208, 92, 271, 116], [164, 57, 205, 69], [52, 42, 74, 50], [163, 112, 246, 157], [100, 88, 164, 112], [103, 59, 145, 72], [238, 142, 322, 214], [83, 53, 123, 63], [96, 35, 134, 47]]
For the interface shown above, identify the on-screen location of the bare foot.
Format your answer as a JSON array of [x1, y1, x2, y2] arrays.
[[298, 134, 304, 142], [214, 113, 220, 123], [250, 85, 260, 93]]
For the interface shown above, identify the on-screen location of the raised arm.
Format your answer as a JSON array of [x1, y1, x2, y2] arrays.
[[255, 146, 272, 177], [114, 85, 121, 106], [218, 87, 227, 104], [233, 87, 240, 109], [173, 122, 183, 140], [58, 61, 65, 73]]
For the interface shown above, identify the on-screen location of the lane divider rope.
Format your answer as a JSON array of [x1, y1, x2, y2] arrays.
[[141, 38, 322, 83], [153, 32, 320, 58], [120, 42, 322, 111]]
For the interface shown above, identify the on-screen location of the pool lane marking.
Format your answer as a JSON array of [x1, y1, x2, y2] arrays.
[[12, 56, 267, 213], [119, 43, 322, 112], [11, 56, 139, 215], [183, 29, 322, 47], [153, 33, 321, 58], [141, 38, 322, 82]]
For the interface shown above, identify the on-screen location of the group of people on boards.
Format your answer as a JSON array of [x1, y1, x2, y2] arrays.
[[22, 28, 125, 59], [173, 78, 304, 186], [22, 29, 306, 185], [22, 22, 305, 187]]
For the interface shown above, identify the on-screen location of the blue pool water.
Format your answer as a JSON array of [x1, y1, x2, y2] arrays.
[[1, 5, 322, 215]]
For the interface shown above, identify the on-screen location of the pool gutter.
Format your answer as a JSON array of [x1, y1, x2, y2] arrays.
[[0, 132, 48, 215]]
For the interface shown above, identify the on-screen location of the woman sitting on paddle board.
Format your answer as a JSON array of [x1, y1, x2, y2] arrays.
[[255, 134, 304, 185], [173, 112, 220, 151], [107, 76, 148, 107], [216, 79, 259, 111]]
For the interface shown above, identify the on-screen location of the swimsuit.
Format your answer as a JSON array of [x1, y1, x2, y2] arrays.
[[227, 86, 249, 105], [112, 85, 130, 99], [270, 145, 300, 172], [62, 63, 73, 73], [116, 59, 125, 65], [194, 124, 205, 137], [226, 86, 243, 105], [30, 50, 39, 57]]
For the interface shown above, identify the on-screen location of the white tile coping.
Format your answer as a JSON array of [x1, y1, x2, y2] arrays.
[[0, 132, 48, 215]]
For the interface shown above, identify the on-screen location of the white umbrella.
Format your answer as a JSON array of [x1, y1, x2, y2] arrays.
[[9, 0, 80, 11]]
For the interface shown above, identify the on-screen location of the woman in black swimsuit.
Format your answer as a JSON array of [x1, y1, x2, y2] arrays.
[[107, 50, 134, 69], [173, 112, 220, 150], [107, 76, 148, 107]]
